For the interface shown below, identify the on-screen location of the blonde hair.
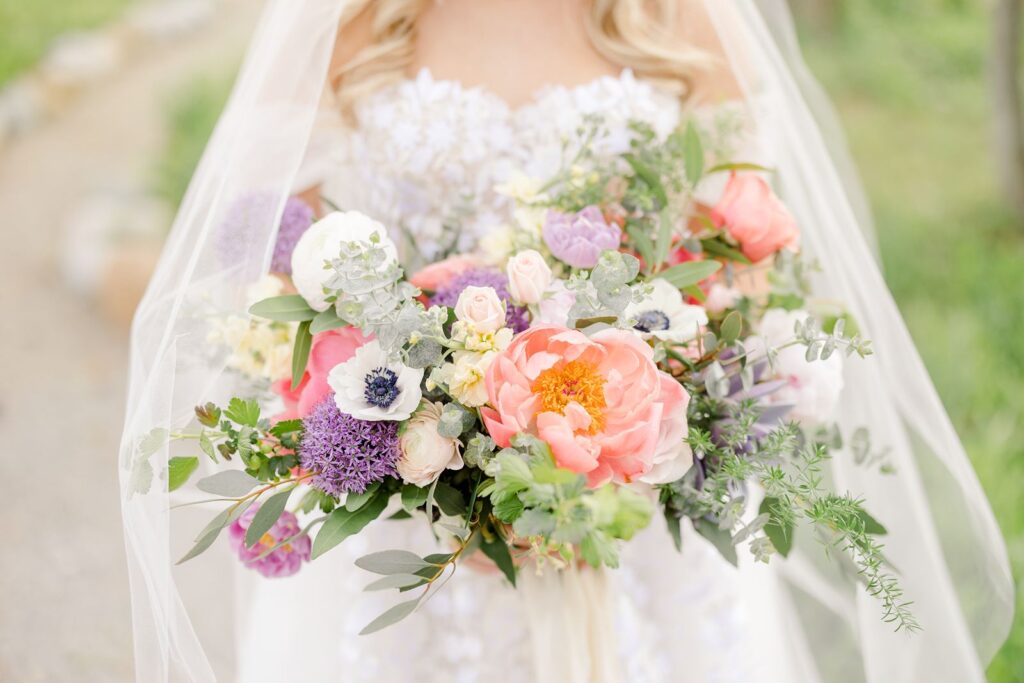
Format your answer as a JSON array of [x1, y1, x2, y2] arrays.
[[330, 0, 708, 114]]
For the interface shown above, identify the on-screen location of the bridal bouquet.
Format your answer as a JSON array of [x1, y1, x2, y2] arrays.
[[136, 116, 914, 634]]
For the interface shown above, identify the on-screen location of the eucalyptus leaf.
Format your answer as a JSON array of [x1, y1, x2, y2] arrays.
[[480, 536, 517, 587], [345, 482, 381, 512], [167, 456, 199, 492], [707, 161, 773, 174], [198, 431, 216, 461], [355, 549, 433, 575], [196, 470, 261, 497], [432, 482, 467, 517], [311, 492, 388, 559], [700, 238, 751, 264], [248, 294, 317, 322], [720, 311, 743, 344], [400, 484, 429, 512], [682, 121, 704, 184], [363, 573, 425, 591], [244, 487, 292, 548], [358, 597, 422, 635]]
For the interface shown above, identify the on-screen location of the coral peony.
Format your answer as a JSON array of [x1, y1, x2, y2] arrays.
[[710, 173, 799, 263], [272, 327, 368, 419], [481, 325, 691, 487]]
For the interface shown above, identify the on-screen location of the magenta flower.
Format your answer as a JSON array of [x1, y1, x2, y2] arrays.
[[542, 206, 622, 269], [228, 503, 311, 578]]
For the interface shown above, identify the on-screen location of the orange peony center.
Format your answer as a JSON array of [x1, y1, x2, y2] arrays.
[[532, 360, 607, 433]]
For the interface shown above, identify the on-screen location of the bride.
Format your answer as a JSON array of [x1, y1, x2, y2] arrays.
[[119, 1, 1013, 681]]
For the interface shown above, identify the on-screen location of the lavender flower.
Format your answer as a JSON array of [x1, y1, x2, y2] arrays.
[[228, 504, 311, 578], [542, 206, 622, 269], [270, 197, 315, 274], [298, 395, 401, 496], [431, 268, 529, 333], [215, 193, 314, 274]]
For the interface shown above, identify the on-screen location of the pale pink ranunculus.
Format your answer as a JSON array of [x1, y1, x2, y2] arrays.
[[505, 249, 552, 305], [711, 173, 799, 263], [272, 327, 368, 419], [481, 325, 691, 487], [454, 286, 506, 333], [408, 254, 481, 292], [640, 374, 693, 484], [536, 281, 576, 327]]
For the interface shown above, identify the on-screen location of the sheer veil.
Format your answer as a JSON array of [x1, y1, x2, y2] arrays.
[[118, 1, 1013, 680]]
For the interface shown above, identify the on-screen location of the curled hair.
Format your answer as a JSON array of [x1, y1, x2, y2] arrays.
[[331, 0, 709, 114]]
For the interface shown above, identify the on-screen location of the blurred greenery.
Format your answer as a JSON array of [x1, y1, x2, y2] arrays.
[[796, 2, 1024, 680], [0, 0, 135, 85]]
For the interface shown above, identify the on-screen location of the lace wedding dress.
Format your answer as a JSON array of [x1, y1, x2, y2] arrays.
[[233, 69, 764, 683]]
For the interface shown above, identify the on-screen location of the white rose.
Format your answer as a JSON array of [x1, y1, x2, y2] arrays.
[[454, 286, 506, 334], [290, 211, 397, 312], [397, 402, 464, 487], [506, 250, 552, 305]]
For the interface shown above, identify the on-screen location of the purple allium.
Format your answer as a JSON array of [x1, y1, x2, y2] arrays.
[[298, 395, 401, 496], [431, 268, 529, 333], [228, 504, 311, 578], [542, 206, 622, 269], [215, 193, 314, 273], [270, 197, 315, 274]]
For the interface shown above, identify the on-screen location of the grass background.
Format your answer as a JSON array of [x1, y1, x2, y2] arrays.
[[5, 0, 1021, 679]]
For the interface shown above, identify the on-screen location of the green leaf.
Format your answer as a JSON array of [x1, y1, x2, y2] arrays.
[[857, 508, 888, 536], [707, 161, 773, 174], [310, 308, 348, 334], [359, 597, 422, 635], [167, 457, 199, 492], [653, 211, 674, 270], [311, 492, 388, 559], [480, 536, 517, 587], [291, 321, 313, 392], [759, 497, 794, 557], [198, 431, 216, 461], [345, 482, 381, 512], [224, 397, 261, 427], [625, 223, 655, 272], [665, 512, 682, 552], [653, 260, 722, 288], [720, 311, 743, 344], [400, 484, 429, 512], [269, 419, 303, 438], [363, 574, 426, 591], [682, 121, 704, 184], [683, 285, 706, 303], [624, 154, 668, 207], [423, 552, 454, 565], [493, 495, 525, 522], [248, 294, 317, 322], [137, 428, 169, 458], [196, 470, 261, 497], [177, 505, 246, 564], [701, 238, 751, 264], [432, 482, 467, 517], [244, 488, 293, 548], [355, 549, 433, 575], [693, 519, 737, 566]]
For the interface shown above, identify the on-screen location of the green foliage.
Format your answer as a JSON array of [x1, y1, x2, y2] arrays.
[[312, 490, 389, 559]]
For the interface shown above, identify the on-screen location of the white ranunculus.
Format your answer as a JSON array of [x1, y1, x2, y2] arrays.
[[290, 211, 397, 312], [327, 339, 423, 421], [454, 286, 506, 334], [397, 401, 464, 487], [506, 249, 552, 305], [750, 308, 844, 425], [623, 278, 708, 343]]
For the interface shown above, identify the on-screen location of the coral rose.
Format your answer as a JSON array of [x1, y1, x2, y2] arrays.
[[481, 325, 691, 487], [272, 327, 368, 419], [710, 173, 799, 263]]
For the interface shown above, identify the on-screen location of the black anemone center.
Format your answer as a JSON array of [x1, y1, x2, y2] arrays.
[[363, 367, 400, 408], [634, 309, 671, 333]]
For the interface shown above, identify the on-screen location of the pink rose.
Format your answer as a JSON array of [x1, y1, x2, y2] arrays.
[[505, 250, 552, 305], [409, 254, 481, 292], [454, 286, 506, 333], [711, 173, 799, 263], [481, 325, 691, 487], [272, 327, 368, 419]]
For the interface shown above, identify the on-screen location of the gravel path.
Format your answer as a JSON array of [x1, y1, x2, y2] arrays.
[[0, 3, 258, 680]]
